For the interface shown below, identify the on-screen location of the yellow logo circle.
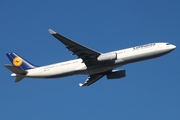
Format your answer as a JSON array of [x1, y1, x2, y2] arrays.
[[13, 57, 23, 67]]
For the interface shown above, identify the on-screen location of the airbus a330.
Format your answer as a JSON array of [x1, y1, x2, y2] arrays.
[[5, 29, 176, 86]]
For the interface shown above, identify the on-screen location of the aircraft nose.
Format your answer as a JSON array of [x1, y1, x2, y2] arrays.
[[171, 45, 176, 50]]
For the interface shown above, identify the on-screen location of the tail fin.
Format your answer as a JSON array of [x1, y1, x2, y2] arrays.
[[4, 64, 27, 82], [6, 52, 37, 70]]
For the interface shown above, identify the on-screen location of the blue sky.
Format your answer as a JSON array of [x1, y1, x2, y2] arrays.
[[1, 0, 180, 119]]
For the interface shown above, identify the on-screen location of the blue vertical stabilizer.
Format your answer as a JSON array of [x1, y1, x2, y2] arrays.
[[6, 52, 37, 70]]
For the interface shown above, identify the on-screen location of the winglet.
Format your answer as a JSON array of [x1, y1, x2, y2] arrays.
[[48, 29, 56, 34], [79, 83, 84, 87]]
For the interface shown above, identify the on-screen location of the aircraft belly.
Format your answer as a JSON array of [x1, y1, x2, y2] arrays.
[[77, 61, 124, 75], [87, 67, 113, 74]]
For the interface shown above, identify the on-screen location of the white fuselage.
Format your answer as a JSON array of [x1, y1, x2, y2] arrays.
[[17, 42, 175, 79]]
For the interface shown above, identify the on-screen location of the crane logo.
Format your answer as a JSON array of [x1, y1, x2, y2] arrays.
[[13, 57, 23, 67]]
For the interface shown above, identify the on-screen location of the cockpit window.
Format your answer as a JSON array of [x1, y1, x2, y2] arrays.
[[166, 43, 170, 45]]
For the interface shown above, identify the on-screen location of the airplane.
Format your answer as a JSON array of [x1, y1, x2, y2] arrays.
[[4, 29, 176, 87]]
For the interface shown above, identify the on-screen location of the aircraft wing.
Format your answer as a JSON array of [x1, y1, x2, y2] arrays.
[[79, 74, 104, 87], [48, 29, 101, 66]]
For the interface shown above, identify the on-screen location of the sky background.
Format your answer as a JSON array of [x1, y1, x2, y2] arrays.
[[1, 0, 180, 120]]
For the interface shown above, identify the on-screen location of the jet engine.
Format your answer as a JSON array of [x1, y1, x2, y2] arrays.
[[106, 70, 126, 79], [97, 52, 117, 61]]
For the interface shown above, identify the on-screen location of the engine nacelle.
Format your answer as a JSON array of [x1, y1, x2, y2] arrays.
[[106, 70, 126, 79], [97, 52, 117, 61]]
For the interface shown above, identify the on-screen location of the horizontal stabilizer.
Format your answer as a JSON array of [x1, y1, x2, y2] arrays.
[[15, 76, 25, 82], [5, 64, 27, 74], [5, 64, 27, 82]]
